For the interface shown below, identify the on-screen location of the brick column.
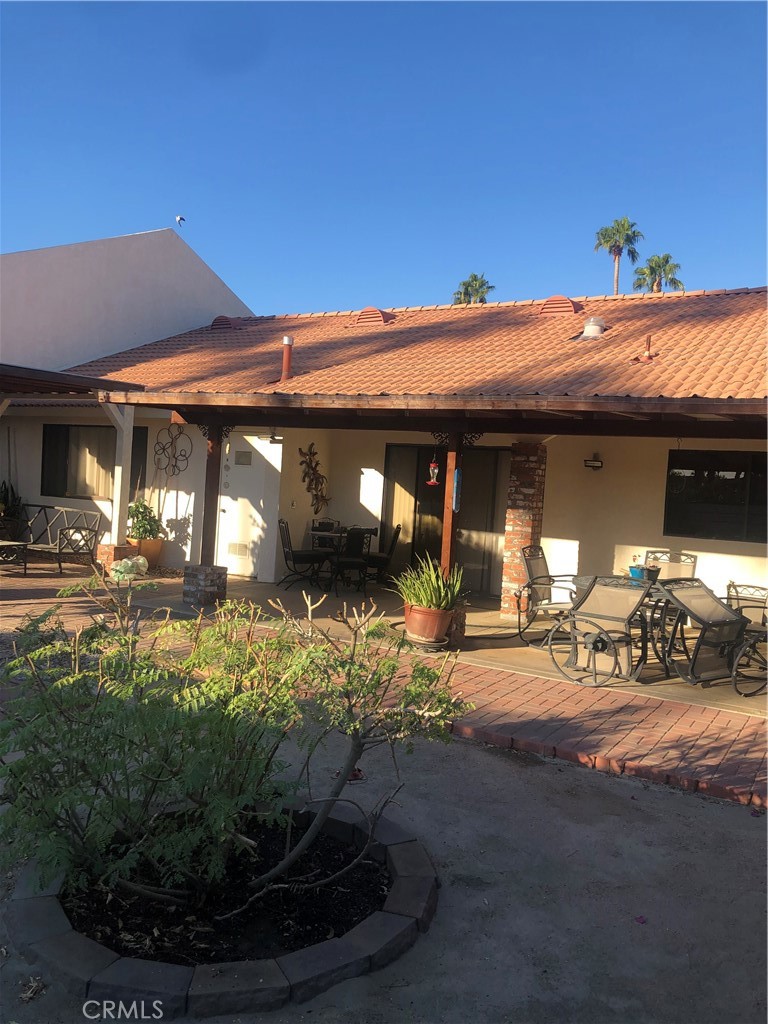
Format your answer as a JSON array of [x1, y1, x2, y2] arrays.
[[500, 443, 547, 619]]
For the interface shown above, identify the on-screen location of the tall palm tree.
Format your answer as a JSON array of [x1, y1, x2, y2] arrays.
[[452, 273, 495, 305], [594, 218, 644, 295], [633, 253, 685, 293]]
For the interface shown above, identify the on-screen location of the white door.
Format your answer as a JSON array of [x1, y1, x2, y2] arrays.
[[215, 433, 283, 581]]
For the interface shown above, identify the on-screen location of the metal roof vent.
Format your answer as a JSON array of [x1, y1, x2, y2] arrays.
[[354, 306, 396, 326], [539, 295, 584, 316], [579, 316, 607, 340]]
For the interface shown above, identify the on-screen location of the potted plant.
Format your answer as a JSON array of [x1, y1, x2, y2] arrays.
[[126, 499, 164, 567], [391, 554, 466, 645]]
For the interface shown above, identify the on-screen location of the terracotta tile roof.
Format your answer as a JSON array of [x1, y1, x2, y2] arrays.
[[72, 287, 768, 402]]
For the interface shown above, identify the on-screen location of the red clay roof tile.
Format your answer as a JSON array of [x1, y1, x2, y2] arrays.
[[71, 287, 767, 402]]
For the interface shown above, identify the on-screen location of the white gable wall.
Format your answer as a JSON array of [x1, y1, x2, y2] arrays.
[[0, 229, 253, 370]]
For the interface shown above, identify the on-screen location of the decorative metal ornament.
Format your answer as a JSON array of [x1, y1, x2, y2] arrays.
[[197, 424, 233, 441], [154, 424, 193, 476], [426, 452, 440, 486], [431, 431, 484, 448]]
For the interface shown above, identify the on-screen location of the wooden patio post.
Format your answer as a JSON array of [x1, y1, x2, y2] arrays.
[[200, 425, 223, 566], [440, 433, 462, 574]]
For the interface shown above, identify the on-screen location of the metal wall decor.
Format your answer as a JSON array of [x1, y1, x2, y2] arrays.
[[154, 424, 193, 476], [298, 442, 330, 514]]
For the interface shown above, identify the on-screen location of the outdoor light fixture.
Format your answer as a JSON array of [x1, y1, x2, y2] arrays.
[[584, 453, 604, 471], [426, 452, 440, 486]]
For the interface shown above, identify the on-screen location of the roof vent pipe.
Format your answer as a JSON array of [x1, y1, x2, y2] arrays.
[[580, 317, 606, 339], [280, 335, 294, 382]]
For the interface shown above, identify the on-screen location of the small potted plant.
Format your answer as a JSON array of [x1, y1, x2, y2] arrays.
[[391, 554, 466, 646], [126, 499, 164, 568]]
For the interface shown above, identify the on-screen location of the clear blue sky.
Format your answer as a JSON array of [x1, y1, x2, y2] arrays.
[[1, 1, 765, 315]]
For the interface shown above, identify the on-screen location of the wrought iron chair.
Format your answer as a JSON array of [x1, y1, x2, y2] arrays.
[[310, 517, 341, 550], [652, 578, 749, 687], [515, 544, 579, 646], [277, 519, 327, 589], [546, 575, 653, 687], [644, 550, 697, 580], [365, 524, 402, 583], [726, 583, 768, 697], [327, 527, 372, 596]]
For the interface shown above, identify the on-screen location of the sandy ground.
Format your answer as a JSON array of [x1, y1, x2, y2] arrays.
[[1, 728, 766, 1024]]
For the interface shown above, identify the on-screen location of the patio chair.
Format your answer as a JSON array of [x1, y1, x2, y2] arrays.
[[515, 544, 579, 647], [311, 517, 341, 550], [652, 578, 749, 687], [327, 527, 372, 596], [277, 519, 328, 590], [365, 524, 402, 583], [726, 583, 768, 697], [546, 575, 653, 687], [644, 550, 697, 580]]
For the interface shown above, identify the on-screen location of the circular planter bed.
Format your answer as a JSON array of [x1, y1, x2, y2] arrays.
[[4, 806, 439, 1018]]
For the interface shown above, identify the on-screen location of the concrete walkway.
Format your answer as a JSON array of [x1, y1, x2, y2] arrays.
[[1, 565, 765, 807]]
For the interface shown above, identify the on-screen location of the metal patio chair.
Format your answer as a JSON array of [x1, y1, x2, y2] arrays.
[[277, 519, 327, 589], [546, 575, 653, 687], [365, 523, 402, 583], [726, 583, 768, 697], [515, 544, 579, 647], [327, 527, 372, 596], [644, 550, 697, 580], [652, 578, 749, 687], [310, 517, 341, 550]]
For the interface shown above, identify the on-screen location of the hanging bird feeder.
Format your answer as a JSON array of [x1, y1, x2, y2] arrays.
[[426, 452, 440, 486]]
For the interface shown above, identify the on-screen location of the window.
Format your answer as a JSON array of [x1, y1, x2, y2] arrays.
[[663, 449, 766, 543], [41, 425, 148, 500]]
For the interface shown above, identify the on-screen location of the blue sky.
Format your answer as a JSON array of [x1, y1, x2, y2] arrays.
[[1, 1, 765, 314]]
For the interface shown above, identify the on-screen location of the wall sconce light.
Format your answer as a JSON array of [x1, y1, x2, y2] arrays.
[[583, 453, 603, 471]]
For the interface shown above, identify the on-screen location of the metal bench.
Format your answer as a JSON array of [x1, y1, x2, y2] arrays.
[[1, 504, 103, 574]]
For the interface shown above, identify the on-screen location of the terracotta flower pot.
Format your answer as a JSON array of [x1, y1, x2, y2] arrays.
[[403, 604, 454, 644], [126, 537, 163, 568]]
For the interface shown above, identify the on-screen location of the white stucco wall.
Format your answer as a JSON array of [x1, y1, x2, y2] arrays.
[[0, 229, 253, 370]]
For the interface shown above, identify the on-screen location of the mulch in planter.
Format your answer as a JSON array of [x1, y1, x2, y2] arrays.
[[61, 822, 390, 967]]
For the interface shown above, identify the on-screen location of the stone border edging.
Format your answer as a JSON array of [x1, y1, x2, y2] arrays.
[[4, 807, 438, 1018]]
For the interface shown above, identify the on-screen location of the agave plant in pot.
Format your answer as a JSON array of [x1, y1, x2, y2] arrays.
[[392, 554, 466, 645], [126, 499, 164, 568]]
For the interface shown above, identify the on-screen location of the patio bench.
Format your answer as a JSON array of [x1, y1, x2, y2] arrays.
[[1, 504, 103, 574]]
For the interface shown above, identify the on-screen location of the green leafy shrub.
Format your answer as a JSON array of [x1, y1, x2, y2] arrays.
[[391, 554, 466, 610], [127, 499, 163, 540], [0, 578, 470, 914]]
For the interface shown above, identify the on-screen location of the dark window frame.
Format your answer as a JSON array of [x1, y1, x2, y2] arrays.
[[663, 448, 766, 544]]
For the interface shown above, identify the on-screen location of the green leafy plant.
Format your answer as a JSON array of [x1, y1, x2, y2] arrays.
[[0, 479, 23, 519], [127, 499, 162, 540], [0, 580, 470, 915], [390, 554, 466, 610]]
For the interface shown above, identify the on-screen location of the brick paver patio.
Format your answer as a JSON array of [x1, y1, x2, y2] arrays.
[[1, 565, 765, 808]]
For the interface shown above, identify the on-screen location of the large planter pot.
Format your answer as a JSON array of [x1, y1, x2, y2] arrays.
[[403, 604, 454, 644], [126, 537, 164, 568]]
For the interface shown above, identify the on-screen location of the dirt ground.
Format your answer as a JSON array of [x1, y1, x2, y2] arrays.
[[1, 728, 766, 1024]]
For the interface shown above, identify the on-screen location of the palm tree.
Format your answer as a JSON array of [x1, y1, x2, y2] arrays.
[[593, 218, 644, 295], [633, 254, 685, 293], [452, 273, 495, 305]]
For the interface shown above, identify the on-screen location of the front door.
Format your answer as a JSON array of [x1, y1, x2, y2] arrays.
[[215, 433, 283, 581]]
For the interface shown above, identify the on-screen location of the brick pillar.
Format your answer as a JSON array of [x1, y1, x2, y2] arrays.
[[96, 543, 133, 570], [500, 443, 547, 619], [183, 564, 228, 607]]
